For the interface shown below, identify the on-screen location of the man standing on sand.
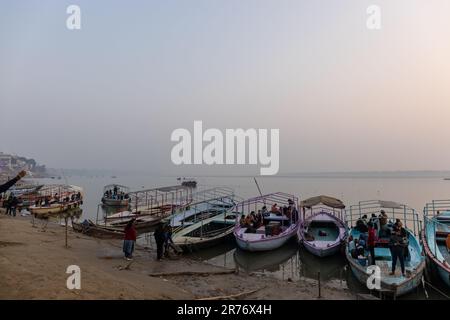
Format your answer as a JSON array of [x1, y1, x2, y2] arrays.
[[123, 219, 137, 261], [154, 224, 166, 261]]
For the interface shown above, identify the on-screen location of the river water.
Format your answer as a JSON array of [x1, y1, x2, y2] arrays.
[[32, 173, 450, 299]]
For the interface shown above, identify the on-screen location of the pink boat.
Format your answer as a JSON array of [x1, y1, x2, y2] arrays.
[[233, 192, 300, 252], [298, 195, 347, 257]]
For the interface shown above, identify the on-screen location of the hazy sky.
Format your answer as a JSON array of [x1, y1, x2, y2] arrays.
[[1, 1, 450, 175]]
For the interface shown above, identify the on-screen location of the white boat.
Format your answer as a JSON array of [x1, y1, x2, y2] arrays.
[[101, 184, 130, 207], [234, 192, 300, 252], [172, 211, 238, 252], [163, 187, 237, 228], [298, 195, 347, 257]]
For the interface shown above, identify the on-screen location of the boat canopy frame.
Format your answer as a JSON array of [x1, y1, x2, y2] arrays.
[[300, 195, 346, 224], [345, 200, 421, 236], [167, 187, 239, 229], [232, 192, 299, 217]]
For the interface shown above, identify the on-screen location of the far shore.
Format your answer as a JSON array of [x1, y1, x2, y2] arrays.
[[0, 209, 355, 300]]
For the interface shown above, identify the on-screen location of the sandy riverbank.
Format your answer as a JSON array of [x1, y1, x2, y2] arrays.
[[0, 211, 355, 300]]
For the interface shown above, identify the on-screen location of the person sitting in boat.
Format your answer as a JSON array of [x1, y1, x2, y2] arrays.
[[349, 237, 359, 259], [239, 215, 247, 228], [254, 210, 263, 228], [244, 214, 256, 232], [369, 214, 379, 230], [288, 198, 294, 208], [355, 215, 368, 233], [271, 203, 280, 214], [304, 230, 315, 241], [358, 235, 367, 249]]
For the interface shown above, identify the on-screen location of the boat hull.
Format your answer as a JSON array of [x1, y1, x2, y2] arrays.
[[72, 221, 124, 239], [30, 201, 82, 217], [176, 229, 234, 252], [101, 197, 129, 207], [235, 226, 298, 252], [303, 241, 342, 257], [346, 253, 425, 297], [421, 226, 450, 287]]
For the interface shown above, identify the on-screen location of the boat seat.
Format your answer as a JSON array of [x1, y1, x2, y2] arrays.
[[375, 247, 391, 260]]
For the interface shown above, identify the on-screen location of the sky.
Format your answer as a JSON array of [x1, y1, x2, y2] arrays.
[[1, 0, 450, 175]]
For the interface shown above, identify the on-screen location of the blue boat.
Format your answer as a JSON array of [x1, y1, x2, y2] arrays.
[[345, 200, 425, 298], [422, 200, 450, 288]]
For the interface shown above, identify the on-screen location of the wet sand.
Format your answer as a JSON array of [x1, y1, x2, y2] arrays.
[[0, 210, 355, 300]]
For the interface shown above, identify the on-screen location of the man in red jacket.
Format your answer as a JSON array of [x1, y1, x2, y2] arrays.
[[367, 222, 377, 265], [123, 219, 137, 260]]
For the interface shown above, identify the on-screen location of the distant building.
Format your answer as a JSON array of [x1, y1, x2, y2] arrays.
[[0, 153, 13, 170], [0, 152, 46, 175]]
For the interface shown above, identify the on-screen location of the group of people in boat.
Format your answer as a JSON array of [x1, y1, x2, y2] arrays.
[[350, 210, 410, 277], [239, 199, 299, 236], [104, 186, 129, 201], [34, 192, 82, 207]]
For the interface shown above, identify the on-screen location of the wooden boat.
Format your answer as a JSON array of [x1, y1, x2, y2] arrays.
[[29, 184, 83, 218], [108, 215, 162, 233], [234, 193, 300, 252], [345, 200, 425, 297], [172, 211, 238, 252], [101, 184, 130, 207], [72, 220, 124, 239], [30, 201, 82, 217], [298, 195, 347, 257], [422, 200, 450, 288]]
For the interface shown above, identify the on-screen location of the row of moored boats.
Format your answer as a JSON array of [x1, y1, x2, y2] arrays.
[[18, 180, 447, 298]]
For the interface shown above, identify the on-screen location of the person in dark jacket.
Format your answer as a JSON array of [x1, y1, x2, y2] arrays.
[[123, 219, 137, 260], [154, 224, 166, 261], [163, 225, 176, 257], [10, 196, 19, 217], [389, 220, 408, 277], [0, 170, 27, 194]]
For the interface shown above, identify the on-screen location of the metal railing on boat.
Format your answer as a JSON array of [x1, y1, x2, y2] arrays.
[[163, 187, 238, 227], [345, 200, 422, 236]]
